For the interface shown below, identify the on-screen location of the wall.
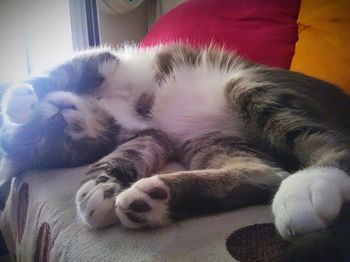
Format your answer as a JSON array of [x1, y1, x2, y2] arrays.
[[0, 0, 74, 83], [97, 1, 150, 47], [0, 0, 28, 83]]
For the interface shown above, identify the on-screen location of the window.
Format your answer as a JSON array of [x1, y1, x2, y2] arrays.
[[0, 0, 98, 85]]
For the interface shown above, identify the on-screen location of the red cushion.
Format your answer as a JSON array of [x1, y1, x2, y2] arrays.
[[141, 0, 300, 68]]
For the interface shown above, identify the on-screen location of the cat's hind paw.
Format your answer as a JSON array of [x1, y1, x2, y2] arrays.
[[2, 83, 38, 124], [272, 167, 350, 240], [115, 175, 171, 229], [76, 173, 122, 228]]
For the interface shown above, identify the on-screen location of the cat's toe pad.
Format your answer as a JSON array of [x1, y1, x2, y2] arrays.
[[115, 175, 170, 229], [3, 83, 38, 124], [76, 174, 122, 228], [272, 167, 350, 239]]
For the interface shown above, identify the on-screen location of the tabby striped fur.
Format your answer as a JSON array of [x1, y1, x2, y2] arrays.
[[2, 44, 350, 259]]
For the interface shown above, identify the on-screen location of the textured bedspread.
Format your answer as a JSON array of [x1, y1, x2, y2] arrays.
[[0, 163, 274, 261]]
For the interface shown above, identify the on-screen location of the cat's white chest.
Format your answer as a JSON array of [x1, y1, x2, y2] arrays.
[[151, 67, 242, 146]]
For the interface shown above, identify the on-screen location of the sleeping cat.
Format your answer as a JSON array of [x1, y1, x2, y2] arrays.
[[2, 44, 350, 256]]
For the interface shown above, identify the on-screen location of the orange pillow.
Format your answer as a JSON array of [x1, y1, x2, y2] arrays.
[[290, 0, 350, 93]]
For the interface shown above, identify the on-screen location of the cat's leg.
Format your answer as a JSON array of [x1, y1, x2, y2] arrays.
[[115, 133, 287, 229], [2, 83, 38, 124], [254, 113, 350, 239], [225, 79, 350, 239], [75, 129, 173, 228], [271, 131, 350, 239]]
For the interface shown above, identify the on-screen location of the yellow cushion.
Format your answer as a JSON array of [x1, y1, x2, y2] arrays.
[[290, 0, 350, 94]]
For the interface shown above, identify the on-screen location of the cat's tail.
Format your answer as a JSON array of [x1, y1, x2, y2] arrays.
[[286, 213, 350, 262]]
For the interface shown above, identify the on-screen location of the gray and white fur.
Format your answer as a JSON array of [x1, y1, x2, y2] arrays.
[[2, 44, 350, 259]]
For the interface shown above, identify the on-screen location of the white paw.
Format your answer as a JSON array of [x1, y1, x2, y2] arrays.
[[3, 83, 38, 124], [76, 173, 122, 228], [115, 175, 170, 229], [272, 167, 350, 239]]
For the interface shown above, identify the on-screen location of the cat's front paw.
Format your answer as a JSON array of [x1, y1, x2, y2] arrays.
[[115, 175, 171, 229], [3, 83, 38, 124], [272, 167, 350, 240], [76, 172, 122, 228]]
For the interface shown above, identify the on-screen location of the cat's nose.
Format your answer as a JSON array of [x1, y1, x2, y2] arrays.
[[47, 112, 66, 128]]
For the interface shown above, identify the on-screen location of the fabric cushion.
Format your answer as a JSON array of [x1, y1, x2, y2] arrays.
[[290, 0, 350, 93], [0, 163, 274, 261], [141, 0, 301, 68]]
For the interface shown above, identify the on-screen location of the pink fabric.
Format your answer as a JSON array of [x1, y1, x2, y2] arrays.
[[141, 0, 301, 69]]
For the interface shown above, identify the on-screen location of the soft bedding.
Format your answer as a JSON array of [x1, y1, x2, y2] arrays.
[[0, 163, 274, 261]]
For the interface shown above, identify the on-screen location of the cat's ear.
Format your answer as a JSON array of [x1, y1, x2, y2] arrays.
[[77, 50, 119, 93], [28, 49, 120, 95], [95, 51, 119, 64]]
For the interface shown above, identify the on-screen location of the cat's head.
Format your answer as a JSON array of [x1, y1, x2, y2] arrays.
[[0, 45, 151, 170], [0, 89, 121, 169], [0, 47, 127, 169]]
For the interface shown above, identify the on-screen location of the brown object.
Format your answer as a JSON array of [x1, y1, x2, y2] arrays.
[[17, 182, 29, 243], [0, 179, 12, 211], [0, 230, 9, 256], [34, 222, 51, 262], [226, 223, 288, 262]]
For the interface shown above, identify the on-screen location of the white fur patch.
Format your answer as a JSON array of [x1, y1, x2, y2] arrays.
[[272, 167, 350, 239], [76, 178, 121, 228], [97, 48, 157, 132], [98, 98, 149, 131], [115, 175, 170, 229], [151, 65, 242, 146], [98, 59, 119, 80]]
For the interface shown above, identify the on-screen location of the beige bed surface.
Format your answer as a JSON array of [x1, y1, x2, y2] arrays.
[[0, 162, 273, 261]]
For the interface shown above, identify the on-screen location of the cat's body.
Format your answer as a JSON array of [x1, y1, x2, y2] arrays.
[[2, 44, 350, 259]]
